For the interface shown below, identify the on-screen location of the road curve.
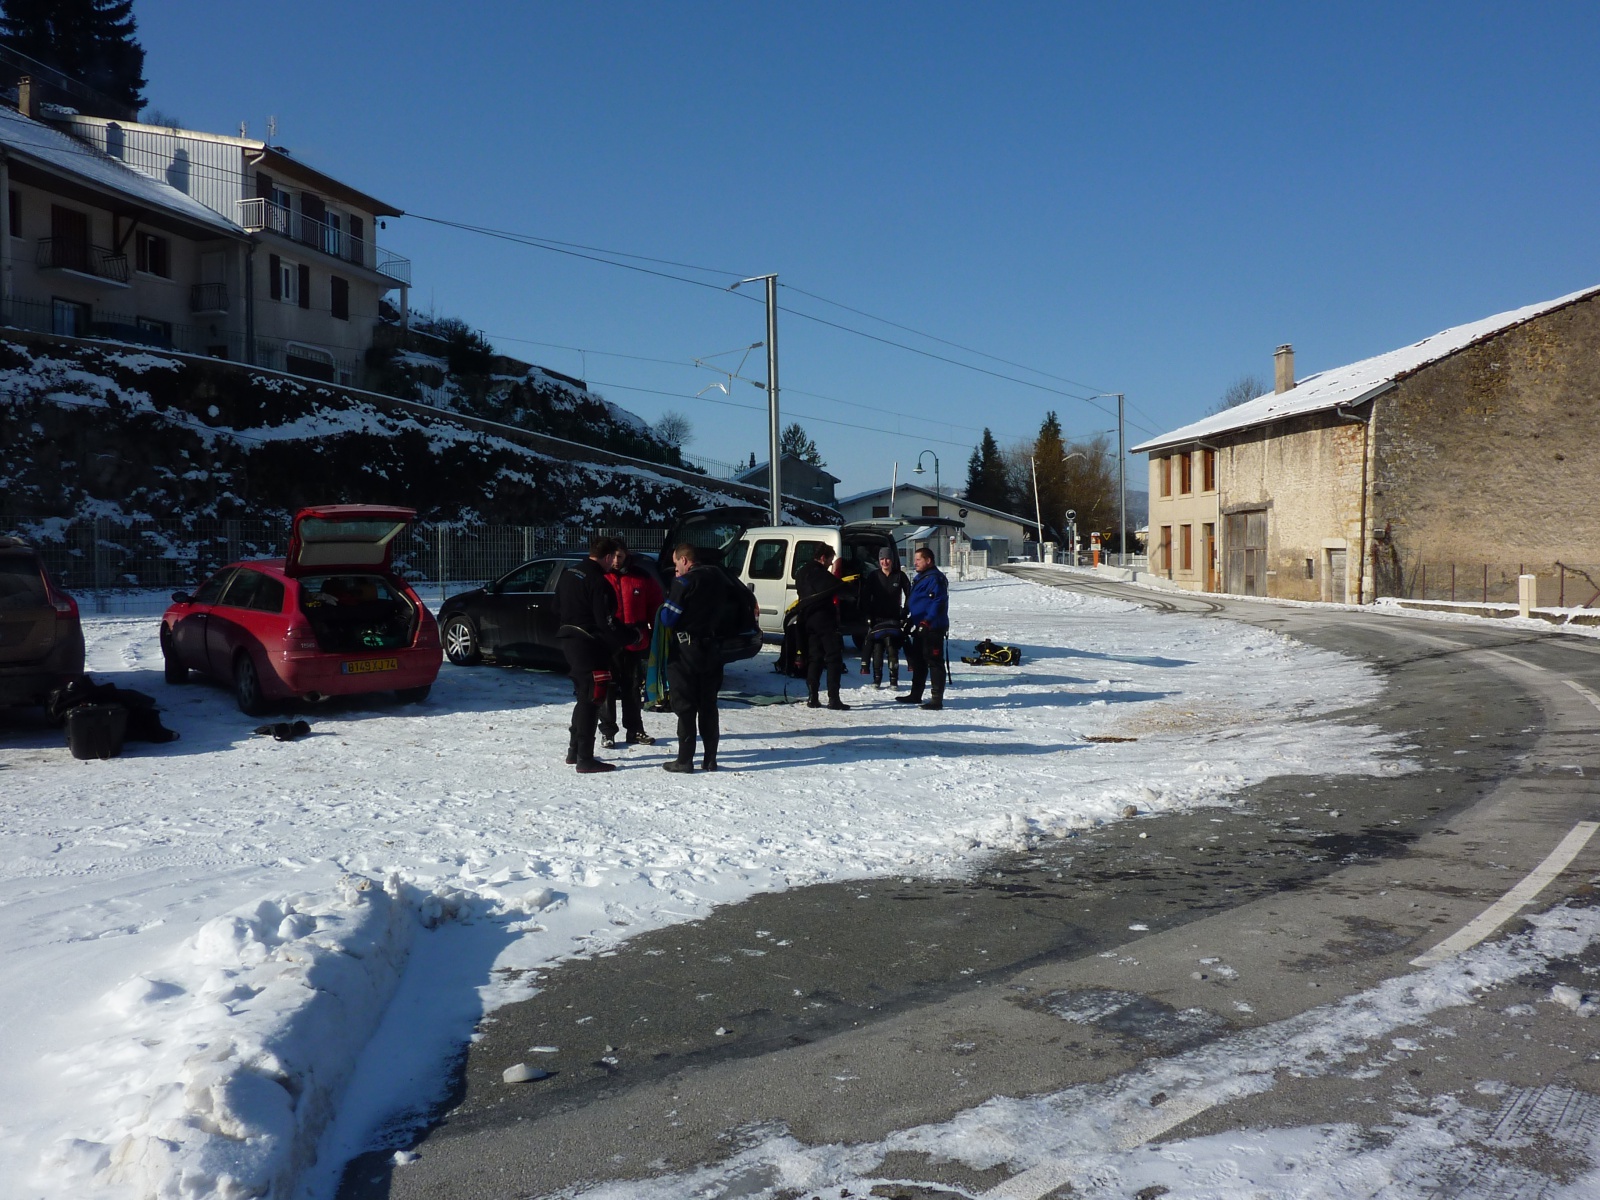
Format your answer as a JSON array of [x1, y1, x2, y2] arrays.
[[353, 568, 1600, 1200]]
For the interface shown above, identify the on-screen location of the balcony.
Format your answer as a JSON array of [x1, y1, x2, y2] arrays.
[[189, 282, 229, 314], [36, 238, 130, 286], [236, 197, 412, 286]]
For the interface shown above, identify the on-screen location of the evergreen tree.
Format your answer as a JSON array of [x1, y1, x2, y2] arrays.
[[1033, 411, 1070, 541], [1, 0, 147, 111], [778, 421, 825, 467], [964, 428, 1011, 512]]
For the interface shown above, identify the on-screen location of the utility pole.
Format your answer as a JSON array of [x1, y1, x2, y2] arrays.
[[1117, 393, 1126, 566], [732, 274, 782, 526], [1031, 455, 1043, 562]]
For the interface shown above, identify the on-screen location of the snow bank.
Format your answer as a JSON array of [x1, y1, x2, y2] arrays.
[[1, 573, 1407, 1198], [36, 874, 511, 1200]]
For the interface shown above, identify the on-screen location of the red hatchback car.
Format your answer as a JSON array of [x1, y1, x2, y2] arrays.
[[160, 506, 442, 715]]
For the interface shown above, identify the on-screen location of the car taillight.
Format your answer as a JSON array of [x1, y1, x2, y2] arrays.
[[50, 591, 77, 620], [285, 620, 318, 650]]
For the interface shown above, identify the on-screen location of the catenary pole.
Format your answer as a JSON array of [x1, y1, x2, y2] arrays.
[[765, 275, 781, 526], [1117, 393, 1126, 566], [732, 274, 783, 526]]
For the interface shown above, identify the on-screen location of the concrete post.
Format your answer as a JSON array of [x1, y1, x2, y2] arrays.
[[1518, 573, 1537, 619]]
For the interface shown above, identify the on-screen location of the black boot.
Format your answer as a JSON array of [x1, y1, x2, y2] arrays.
[[663, 759, 694, 773], [827, 692, 851, 711], [806, 692, 821, 708]]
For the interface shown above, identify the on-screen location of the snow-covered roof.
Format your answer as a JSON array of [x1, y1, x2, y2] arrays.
[[835, 482, 1039, 531], [0, 104, 241, 238], [1133, 284, 1600, 453]]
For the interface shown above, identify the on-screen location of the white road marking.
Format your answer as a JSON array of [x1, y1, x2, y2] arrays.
[[1411, 822, 1600, 967], [1564, 678, 1600, 715], [979, 1089, 1230, 1198], [1482, 647, 1546, 671]]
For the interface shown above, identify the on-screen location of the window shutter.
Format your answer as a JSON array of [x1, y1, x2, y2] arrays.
[[256, 170, 273, 200], [269, 253, 281, 300], [297, 264, 310, 309], [348, 214, 364, 265], [6, 190, 17, 237], [331, 276, 349, 320]]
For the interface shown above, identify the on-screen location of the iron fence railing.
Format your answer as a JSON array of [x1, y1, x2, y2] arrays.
[[2, 294, 361, 385], [37, 237, 130, 284], [188, 282, 229, 313], [236, 197, 412, 284], [4, 516, 671, 609], [1373, 559, 1600, 609]]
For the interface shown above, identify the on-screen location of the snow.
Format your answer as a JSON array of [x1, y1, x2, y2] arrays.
[[1133, 283, 1600, 452], [0, 573, 1409, 1198], [0, 106, 240, 238]]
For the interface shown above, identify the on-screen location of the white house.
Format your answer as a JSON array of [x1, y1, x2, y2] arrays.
[[3, 78, 410, 386], [834, 483, 1039, 565]]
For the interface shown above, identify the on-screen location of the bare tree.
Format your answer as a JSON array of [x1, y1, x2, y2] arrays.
[[653, 410, 693, 450], [1214, 373, 1269, 413]]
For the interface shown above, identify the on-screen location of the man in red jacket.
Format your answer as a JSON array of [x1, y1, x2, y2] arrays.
[[600, 541, 665, 748]]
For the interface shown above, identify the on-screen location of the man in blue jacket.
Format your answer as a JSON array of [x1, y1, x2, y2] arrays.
[[896, 546, 949, 710]]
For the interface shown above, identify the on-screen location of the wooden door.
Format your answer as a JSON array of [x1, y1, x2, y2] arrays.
[[1224, 511, 1268, 596]]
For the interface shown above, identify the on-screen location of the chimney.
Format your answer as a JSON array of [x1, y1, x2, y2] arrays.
[[16, 75, 37, 120], [1274, 343, 1295, 394]]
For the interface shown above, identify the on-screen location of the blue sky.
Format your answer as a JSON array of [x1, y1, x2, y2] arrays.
[[140, 1, 1600, 498]]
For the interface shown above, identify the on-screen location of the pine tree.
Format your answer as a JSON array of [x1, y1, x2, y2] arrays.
[[1032, 411, 1070, 541], [964, 428, 1011, 512], [778, 421, 825, 467], [1, 0, 147, 111]]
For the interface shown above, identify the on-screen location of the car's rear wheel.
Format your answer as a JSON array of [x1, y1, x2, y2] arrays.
[[395, 684, 431, 704], [233, 653, 268, 717], [161, 631, 188, 684], [443, 616, 482, 665]]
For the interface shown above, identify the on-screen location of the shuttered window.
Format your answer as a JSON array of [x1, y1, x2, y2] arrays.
[[297, 264, 310, 309], [7, 190, 17, 237], [331, 275, 349, 320], [269, 253, 281, 300]]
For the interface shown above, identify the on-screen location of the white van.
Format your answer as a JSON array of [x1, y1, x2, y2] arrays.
[[726, 525, 901, 638], [657, 509, 899, 640]]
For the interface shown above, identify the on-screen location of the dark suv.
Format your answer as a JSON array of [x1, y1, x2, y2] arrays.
[[0, 537, 85, 707]]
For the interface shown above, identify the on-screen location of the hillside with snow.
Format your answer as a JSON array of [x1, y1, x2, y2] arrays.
[[0, 334, 821, 540]]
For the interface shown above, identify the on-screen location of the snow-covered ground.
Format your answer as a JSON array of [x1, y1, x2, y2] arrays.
[[0, 573, 1411, 1199]]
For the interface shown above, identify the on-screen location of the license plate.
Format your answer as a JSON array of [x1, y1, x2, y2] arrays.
[[341, 657, 399, 675]]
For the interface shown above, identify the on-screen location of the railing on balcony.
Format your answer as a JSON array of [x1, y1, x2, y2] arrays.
[[36, 238, 130, 284], [373, 248, 411, 285], [189, 282, 229, 313], [236, 197, 411, 286]]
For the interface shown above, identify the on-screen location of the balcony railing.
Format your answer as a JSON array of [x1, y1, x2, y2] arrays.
[[236, 197, 411, 286], [36, 238, 130, 284], [189, 282, 229, 313], [373, 248, 411, 285]]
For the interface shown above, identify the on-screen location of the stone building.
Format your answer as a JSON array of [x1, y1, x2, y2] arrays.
[[1134, 284, 1600, 603]]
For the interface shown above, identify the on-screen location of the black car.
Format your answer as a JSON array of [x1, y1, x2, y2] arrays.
[[437, 554, 762, 669], [0, 536, 85, 707]]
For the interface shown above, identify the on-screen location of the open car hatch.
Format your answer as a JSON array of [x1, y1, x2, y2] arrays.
[[284, 505, 417, 577]]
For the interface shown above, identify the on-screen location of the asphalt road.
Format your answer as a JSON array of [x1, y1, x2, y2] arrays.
[[345, 569, 1600, 1200]]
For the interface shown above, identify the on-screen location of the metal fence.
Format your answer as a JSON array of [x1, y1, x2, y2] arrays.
[[5, 516, 669, 608], [4, 294, 363, 386], [1373, 560, 1600, 609]]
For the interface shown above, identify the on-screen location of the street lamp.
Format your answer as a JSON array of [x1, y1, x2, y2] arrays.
[[913, 450, 940, 511], [1077, 394, 1127, 564]]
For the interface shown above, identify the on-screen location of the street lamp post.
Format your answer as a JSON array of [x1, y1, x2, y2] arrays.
[[912, 450, 940, 512], [730, 274, 782, 526], [1077, 394, 1127, 565], [913, 451, 941, 564]]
